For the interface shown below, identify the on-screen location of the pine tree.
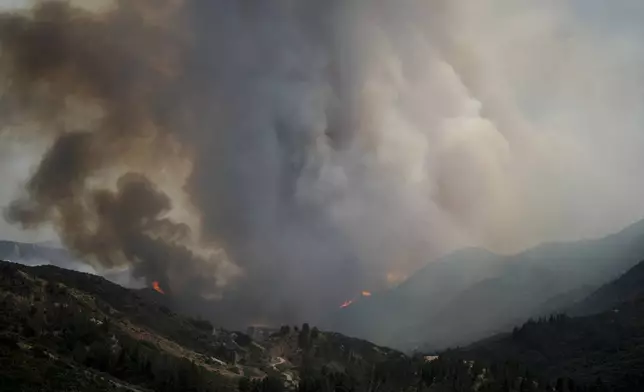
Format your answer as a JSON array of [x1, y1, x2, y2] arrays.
[[299, 323, 311, 349]]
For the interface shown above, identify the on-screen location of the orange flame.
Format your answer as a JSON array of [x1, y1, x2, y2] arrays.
[[339, 299, 354, 308], [152, 281, 165, 294], [340, 290, 373, 308]]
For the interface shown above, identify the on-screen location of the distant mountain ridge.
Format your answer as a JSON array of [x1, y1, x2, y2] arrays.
[[0, 240, 145, 289], [0, 240, 76, 267], [328, 218, 644, 350]]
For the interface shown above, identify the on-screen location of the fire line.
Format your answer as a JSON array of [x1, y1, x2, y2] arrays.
[[152, 281, 165, 294]]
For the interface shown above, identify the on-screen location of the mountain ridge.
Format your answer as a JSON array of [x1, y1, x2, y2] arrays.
[[328, 218, 644, 350], [570, 259, 644, 316], [449, 258, 644, 391]]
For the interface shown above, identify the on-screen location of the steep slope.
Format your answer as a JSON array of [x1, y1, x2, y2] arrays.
[[0, 260, 240, 391], [571, 259, 644, 316], [419, 263, 567, 349], [0, 260, 413, 392], [448, 260, 644, 391], [326, 248, 505, 347], [451, 301, 644, 391], [329, 219, 644, 350], [530, 285, 597, 318]]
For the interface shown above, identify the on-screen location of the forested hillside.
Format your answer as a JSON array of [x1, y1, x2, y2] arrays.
[[450, 261, 644, 392], [0, 260, 582, 392]]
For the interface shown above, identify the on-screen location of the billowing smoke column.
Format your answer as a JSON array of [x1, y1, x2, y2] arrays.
[[1, 0, 644, 327], [0, 0, 401, 324], [0, 0, 242, 300], [0, 0, 242, 297]]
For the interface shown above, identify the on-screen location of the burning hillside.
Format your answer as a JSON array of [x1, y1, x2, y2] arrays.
[[340, 300, 353, 309], [152, 281, 165, 295], [339, 290, 373, 308]]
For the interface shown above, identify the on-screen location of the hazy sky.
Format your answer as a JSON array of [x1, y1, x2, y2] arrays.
[[0, 0, 25, 9]]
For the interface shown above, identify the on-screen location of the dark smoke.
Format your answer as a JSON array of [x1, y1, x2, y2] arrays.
[[0, 0, 375, 326], [0, 0, 239, 297]]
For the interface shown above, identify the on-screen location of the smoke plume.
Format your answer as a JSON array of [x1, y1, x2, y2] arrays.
[[1, 0, 644, 326]]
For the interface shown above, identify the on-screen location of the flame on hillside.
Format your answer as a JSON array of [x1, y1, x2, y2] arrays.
[[152, 281, 165, 294], [340, 290, 372, 308], [339, 299, 354, 309]]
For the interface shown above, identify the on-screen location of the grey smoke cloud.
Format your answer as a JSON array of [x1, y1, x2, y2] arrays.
[[0, 0, 644, 326]]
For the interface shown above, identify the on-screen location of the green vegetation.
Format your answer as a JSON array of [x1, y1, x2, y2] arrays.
[[451, 304, 644, 392], [448, 261, 644, 392], [3, 257, 644, 391], [0, 262, 236, 392]]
